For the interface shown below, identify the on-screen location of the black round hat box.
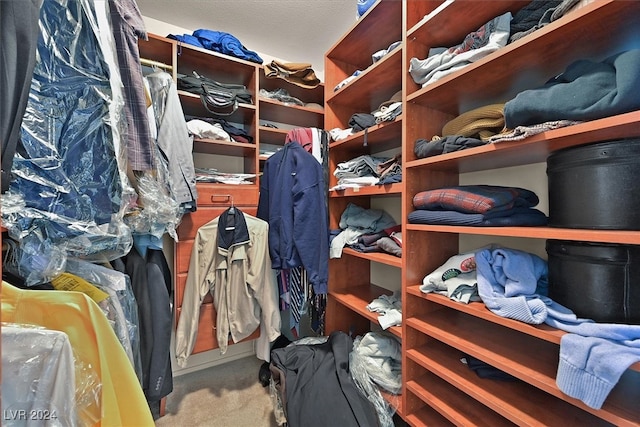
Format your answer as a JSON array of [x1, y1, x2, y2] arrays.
[[546, 239, 640, 324], [546, 138, 640, 230]]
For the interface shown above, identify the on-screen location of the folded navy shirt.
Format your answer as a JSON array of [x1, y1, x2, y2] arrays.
[[408, 208, 548, 227]]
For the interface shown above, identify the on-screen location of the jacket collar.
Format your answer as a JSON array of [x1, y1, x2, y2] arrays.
[[217, 207, 250, 250]]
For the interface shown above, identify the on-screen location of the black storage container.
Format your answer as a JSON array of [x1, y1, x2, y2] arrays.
[[546, 138, 640, 230], [546, 239, 640, 324]]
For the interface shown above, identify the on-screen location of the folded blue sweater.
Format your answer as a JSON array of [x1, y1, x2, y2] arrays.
[[475, 247, 640, 409]]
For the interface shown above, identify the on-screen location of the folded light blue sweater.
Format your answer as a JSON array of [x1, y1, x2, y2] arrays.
[[475, 247, 640, 409]]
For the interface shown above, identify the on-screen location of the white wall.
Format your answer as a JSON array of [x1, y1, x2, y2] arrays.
[[142, 16, 324, 81], [459, 162, 548, 259]]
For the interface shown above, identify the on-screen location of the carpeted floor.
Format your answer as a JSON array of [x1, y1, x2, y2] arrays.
[[155, 356, 278, 427]]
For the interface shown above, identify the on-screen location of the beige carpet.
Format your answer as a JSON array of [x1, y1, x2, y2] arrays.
[[155, 356, 278, 427]]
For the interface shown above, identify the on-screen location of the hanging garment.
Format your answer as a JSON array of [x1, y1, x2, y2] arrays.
[[285, 128, 314, 153], [0, 0, 43, 193], [257, 142, 329, 294], [108, 0, 155, 171], [175, 208, 281, 365], [111, 245, 173, 406], [4, 0, 135, 267], [146, 70, 198, 212], [63, 258, 143, 382], [1, 281, 154, 426]]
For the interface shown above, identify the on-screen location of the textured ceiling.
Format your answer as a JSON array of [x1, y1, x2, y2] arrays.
[[135, 0, 359, 76]]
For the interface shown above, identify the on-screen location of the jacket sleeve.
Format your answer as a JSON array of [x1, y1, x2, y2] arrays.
[[293, 164, 329, 294], [247, 218, 282, 360], [256, 159, 270, 222], [174, 226, 216, 368]]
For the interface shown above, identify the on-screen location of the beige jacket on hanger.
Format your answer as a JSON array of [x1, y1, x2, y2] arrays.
[[175, 210, 281, 367]]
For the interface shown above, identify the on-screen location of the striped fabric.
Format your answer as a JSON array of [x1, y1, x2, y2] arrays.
[[109, 0, 155, 171], [412, 185, 539, 214]]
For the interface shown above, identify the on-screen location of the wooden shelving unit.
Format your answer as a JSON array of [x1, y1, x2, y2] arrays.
[[138, 33, 324, 355], [401, 0, 640, 425], [324, 0, 405, 418]]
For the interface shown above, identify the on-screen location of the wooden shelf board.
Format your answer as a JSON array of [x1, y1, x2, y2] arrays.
[[325, 0, 403, 68], [405, 223, 640, 245], [405, 111, 640, 172], [407, 1, 640, 112], [406, 286, 564, 344], [326, 48, 402, 112], [406, 374, 514, 427], [329, 283, 401, 339], [329, 118, 402, 153], [407, 344, 613, 427], [330, 182, 403, 198], [407, 288, 640, 371], [258, 68, 324, 105], [342, 247, 402, 268], [175, 42, 258, 84], [192, 138, 256, 156], [404, 405, 453, 427], [406, 312, 640, 424], [258, 98, 324, 128], [379, 388, 402, 417], [258, 97, 325, 115], [258, 126, 288, 148], [408, 1, 524, 47]]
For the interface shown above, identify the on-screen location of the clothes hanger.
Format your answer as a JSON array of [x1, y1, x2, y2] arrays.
[[225, 195, 235, 230]]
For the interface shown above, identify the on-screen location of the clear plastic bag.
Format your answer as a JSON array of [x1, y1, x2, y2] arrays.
[[1, 323, 102, 427], [64, 258, 143, 383], [1, 0, 136, 282]]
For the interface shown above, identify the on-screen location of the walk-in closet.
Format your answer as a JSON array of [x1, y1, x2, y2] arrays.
[[2, 1, 639, 426]]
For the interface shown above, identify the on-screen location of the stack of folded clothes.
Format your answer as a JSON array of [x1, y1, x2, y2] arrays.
[[408, 185, 548, 226], [349, 225, 402, 257]]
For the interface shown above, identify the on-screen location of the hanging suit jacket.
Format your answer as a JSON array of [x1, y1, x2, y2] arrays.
[[175, 209, 281, 366], [111, 246, 173, 404]]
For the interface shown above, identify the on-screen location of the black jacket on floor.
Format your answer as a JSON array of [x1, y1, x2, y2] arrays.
[[270, 331, 380, 427]]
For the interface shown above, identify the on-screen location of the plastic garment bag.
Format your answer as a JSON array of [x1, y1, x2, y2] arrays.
[[64, 258, 143, 383], [2, 281, 154, 426], [1, 0, 135, 285], [2, 324, 79, 426]]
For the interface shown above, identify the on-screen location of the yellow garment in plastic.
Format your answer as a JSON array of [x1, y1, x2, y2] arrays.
[[1, 281, 154, 427]]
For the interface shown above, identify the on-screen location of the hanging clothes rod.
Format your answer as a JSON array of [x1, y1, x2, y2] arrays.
[[139, 57, 173, 71]]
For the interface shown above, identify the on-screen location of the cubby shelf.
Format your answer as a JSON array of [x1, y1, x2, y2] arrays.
[[325, 1, 640, 425], [138, 32, 324, 356], [401, 0, 640, 425]]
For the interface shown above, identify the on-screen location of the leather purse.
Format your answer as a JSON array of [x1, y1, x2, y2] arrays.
[[177, 71, 253, 116]]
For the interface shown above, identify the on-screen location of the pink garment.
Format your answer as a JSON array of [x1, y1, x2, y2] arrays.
[[285, 128, 314, 153]]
